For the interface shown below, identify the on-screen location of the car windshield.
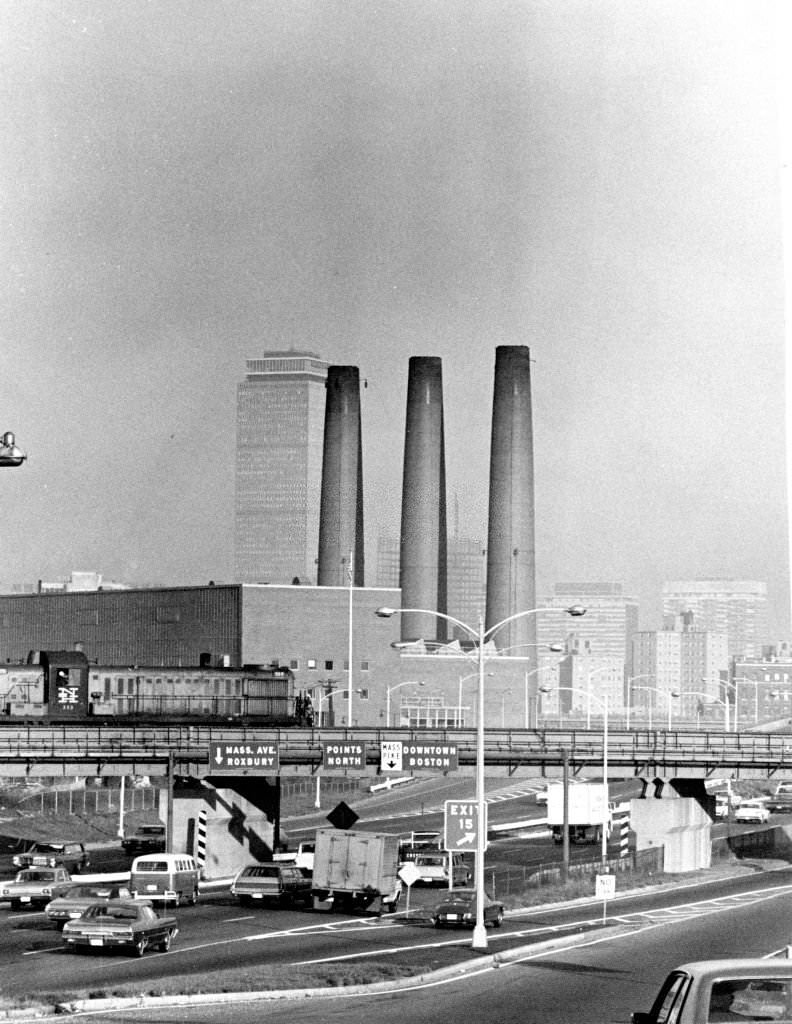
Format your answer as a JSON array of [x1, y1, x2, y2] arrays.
[[135, 861, 167, 871], [62, 886, 101, 898], [18, 870, 55, 882], [709, 979, 792, 1022], [85, 905, 139, 920]]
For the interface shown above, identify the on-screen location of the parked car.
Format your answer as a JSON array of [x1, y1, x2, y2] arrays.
[[734, 799, 770, 823], [766, 782, 792, 814], [631, 959, 792, 1024], [403, 852, 472, 887], [45, 882, 137, 928], [231, 863, 312, 907], [62, 899, 178, 957], [431, 888, 504, 929], [13, 841, 90, 874], [121, 824, 166, 855], [0, 866, 73, 910]]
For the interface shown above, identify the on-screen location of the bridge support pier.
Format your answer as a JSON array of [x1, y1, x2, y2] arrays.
[[631, 777, 713, 872]]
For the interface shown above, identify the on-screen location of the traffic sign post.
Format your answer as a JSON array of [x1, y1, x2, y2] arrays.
[[595, 872, 615, 922], [443, 799, 485, 853]]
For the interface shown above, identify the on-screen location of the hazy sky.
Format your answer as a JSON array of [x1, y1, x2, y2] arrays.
[[1, 1, 789, 633]]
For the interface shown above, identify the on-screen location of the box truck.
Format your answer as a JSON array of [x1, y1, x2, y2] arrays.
[[311, 828, 402, 914], [546, 782, 610, 844]]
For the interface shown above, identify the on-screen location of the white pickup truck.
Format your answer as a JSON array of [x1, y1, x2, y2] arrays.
[[272, 841, 315, 875]]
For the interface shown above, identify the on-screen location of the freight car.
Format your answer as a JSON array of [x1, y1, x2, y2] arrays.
[[0, 650, 314, 725]]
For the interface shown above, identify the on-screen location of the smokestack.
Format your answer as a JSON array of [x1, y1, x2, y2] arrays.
[[485, 345, 537, 660], [317, 366, 365, 586], [399, 356, 448, 642]]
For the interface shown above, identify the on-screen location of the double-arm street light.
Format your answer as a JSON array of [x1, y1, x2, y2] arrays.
[[376, 602, 586, 951], [540, 684, 609, 866]]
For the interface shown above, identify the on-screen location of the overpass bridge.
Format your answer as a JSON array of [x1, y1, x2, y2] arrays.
[[2, 723, 792, 782]]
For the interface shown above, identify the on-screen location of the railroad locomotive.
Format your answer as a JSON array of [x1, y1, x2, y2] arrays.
[[0, 650, 314, 725]]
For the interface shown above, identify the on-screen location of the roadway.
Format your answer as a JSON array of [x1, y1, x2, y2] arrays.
[[9, 867, 792, 1023]]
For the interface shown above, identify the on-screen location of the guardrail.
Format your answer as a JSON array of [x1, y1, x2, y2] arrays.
[[1, 724, 792, 778]]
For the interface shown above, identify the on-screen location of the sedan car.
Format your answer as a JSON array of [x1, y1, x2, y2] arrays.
[[45, 882, 136, 928], [62, 900, 178, 957], [121, 824, 166, 856], [0, 867, 73, 910], [734, 799, 770, 823], [632, 959, 792, 1024], [431, 888, 504, 928]]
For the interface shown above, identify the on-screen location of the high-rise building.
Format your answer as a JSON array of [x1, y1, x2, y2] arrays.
[[662, 579, 768, 660], [234, 351, 328, 584], [537, 582, 639, 662]]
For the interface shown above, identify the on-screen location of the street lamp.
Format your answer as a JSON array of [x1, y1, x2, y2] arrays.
[[376, 602, 586, 951], [732, 677, 765, 731], [585, 666, 613, 728], [625, 673, 656, 729], [315, 687, 358, 727], [630, 685, 679, 731], [540, 684, 609, 866], [0, 431, 25, 467], [680, 689, 730, 731], [385, 680, 425, 726]]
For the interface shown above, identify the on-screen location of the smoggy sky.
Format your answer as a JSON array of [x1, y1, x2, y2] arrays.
[[1, 1, 789, 632]]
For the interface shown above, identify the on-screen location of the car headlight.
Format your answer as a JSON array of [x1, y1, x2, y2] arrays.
[[42, 887, 51, 895]]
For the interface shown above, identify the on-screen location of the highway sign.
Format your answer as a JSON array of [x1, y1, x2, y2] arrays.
[[595, 873, 616, 900], [323, 742, 366, 770], [380, 740, 403, 772], [208, 741, 279, 775], [398, 861, 421, 887], [444, 799, 485, 851], [380, 740, 458, 772]]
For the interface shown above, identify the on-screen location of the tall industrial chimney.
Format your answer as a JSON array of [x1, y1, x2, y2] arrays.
[[399, 356, 448, 642], [485, 345, 537, 660], [317, 366, 365, 586]]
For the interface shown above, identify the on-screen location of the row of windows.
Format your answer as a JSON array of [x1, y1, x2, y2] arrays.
[[281, 659, 370, 672]]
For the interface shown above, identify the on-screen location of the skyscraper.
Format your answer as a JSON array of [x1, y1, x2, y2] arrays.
[[234, 351, 328, 584]]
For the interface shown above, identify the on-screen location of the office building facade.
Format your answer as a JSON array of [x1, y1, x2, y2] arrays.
[[662, 579, 768, 660], [233, 352, 328, 584]]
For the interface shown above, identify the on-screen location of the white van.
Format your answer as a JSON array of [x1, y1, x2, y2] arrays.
[[130, 853, 201, 906]]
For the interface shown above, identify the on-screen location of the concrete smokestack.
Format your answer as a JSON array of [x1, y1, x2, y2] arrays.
[[317, 366, 364, 586], [399, 356, 448, 642], [485, 345, 537, 660]]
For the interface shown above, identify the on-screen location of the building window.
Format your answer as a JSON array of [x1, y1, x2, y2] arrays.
[[290, 659, 299, 670], [325, 660, 333, 671], [307, 659, 317, 670], [358, 688, 369, 700], [360, 661, 369, 671]]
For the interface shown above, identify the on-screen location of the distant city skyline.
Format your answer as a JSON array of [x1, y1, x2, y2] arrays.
[[2, 3, 788, 639]]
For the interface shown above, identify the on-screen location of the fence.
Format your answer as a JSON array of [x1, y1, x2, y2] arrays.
[[13, 782, 159, 817], [485, 845, 664, 898]]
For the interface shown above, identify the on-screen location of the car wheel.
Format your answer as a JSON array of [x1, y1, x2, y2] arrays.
[[493, 909, 504, 928], [10, 900, 20, 912], [188, 887, 199, 906], [134, 936, 148, 957], [159, 931, 172, 952]]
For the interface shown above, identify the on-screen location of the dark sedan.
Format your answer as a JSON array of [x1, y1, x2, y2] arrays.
[[62, 899, 178, 957], [45, 882, 137, 928], [431, 888, 504, 928]]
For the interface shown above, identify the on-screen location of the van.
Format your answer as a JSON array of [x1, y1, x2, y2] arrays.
[[130, 853, 201, 906], [407, 851, 471, 887]]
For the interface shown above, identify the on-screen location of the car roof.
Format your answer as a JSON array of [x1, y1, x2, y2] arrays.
[[674, 960, 792, 976]]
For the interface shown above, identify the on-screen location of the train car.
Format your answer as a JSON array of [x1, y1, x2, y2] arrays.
[[0, 651, 313, 726]]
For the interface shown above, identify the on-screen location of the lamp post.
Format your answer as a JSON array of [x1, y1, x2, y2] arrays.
[[680, 689, 730, 731], [732, 677, 764, 731], [0, 431, 25, 467], [540, 684, 609, 866], [630, 685, 679, 731], [585, 666, 612, 729], [385, 680, 425, 726], [625, 673, 656, 729], [376, 602, 586, 951], [316, 687, 354, 727]]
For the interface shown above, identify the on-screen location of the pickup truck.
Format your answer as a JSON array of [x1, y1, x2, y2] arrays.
[[632, 959, 792, 1024]]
